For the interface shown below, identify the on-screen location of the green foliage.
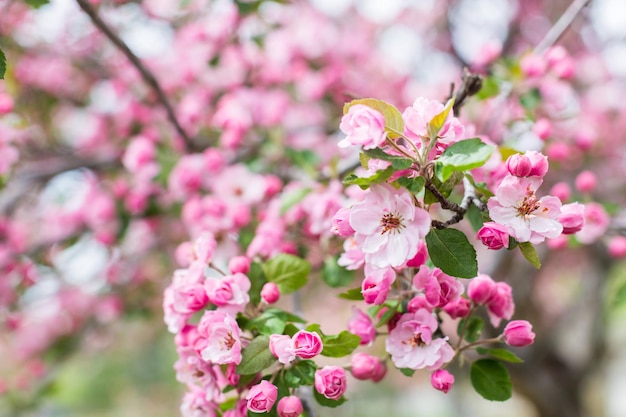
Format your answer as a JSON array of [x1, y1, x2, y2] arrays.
[[0, 48, 5, 80], [476, 75, 500, 100], [518, 242, 541, 269], [435, 138, 494, 182], [470, 359, 512, 401], [236, 335, 276, 375], [262, 254, 310, 294], [338, 287, 364, 301], [24, 0, 50, 8], [466, 203, 486, 232], [425, 228, 478, 278], [520, 88, 541, 112], [396, 176, 425, 194], [320, 331, 361, 358], [476, 347, 524, 364], [344, 98, 405, 138], [458, 316, 484, 343], [398, 368, 416, 377], [343, 166, 394, 190], [248, 261, 268, 305], [322, 256, 355, 288], [363, 148, 414, 169], [375, 301, 400, 327], [283, 360, 317, 387]]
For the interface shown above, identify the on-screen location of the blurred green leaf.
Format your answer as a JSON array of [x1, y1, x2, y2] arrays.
[[470, 359, 512, 401], [263, 254, 310, 294]]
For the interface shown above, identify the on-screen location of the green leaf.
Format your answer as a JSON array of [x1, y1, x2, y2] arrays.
[[313, 390, 347, 408], [425, 228, 478, 278], [236, 335, 276, 375], [280, 187, 311, 215], [396, 176, 425, 194], [247, 262, 267, 305], [0, 48, 5, 80], [283, 323, 300, 337], [262, 254, 310, 294], [476, 76, 500, 100], [344, 98, 405, 139], [322, 256, 355, 288], [362, 148, 414, 169], [470, 359, 512, 401], [338, 287, 364, 301], [24, 0, 49, 8], [283, 360, 317, 387], [476, 347, 524, 364], [321, 331, 361, 358], [459, 316, 484, 343], [342, 166, 394, 190], [249, 310, 287, 335], [375, 301, 400, 328], [520, 88, 541, 111], [398, 368, 415, 377], [435, 138, 494, 182], [466, 203, 485, 232], [518, 242, 541, 269], [428, 98, 455, 139]]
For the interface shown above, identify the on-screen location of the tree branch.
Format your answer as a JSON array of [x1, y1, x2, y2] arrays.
[[533, 0, 592, 55], [452, 68, 483, 116], [75, 0, 194, 151]]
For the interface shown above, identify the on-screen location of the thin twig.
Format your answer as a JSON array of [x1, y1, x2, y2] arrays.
[[452, 68, 483, 116], [75, 0, 194, 151], [533, 0, 592, 55]]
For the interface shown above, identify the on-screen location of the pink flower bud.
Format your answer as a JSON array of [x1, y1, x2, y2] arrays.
[[264, 175, 283, 197], [246, 381, 278, 413], [406, 241, 428, 267], [503, 320, 535, 347], [520, 54, 547, 78], [506, 154, 532, 177], [558, 203, 585, 234], [431, 369, 455, 393], [506, 151, 549, 178], [477, 222, 509, 250], [331, 207, 355, 237], [550, 182, 571, 202], [547, 235, 568, 250], [269, 334, 295, 364], [292, 330, 323, 359], [314, 366, 347, 400], [0, 93, 14, 115], [347, 307, 376, 345], [277, 396, 303, 417], [467, 274, 496, 305], [407, 295, 433, 313], [487, 282, 515, 327], [608, 236, 626, 258], [533, 118, 551, 141], [350, 352, 384, 381], [575, 171, 597, 193], [261, 282, 280, 304], [443, 297, 471, 319], [229, 256, 251, 274], [361, 267, 394, 305]]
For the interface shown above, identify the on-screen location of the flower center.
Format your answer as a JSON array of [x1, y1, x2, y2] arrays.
[[221, 331, 236, 350], [404, 333, 426, 347], [515, 192, 541, 219], [380, 212, 405, 234]]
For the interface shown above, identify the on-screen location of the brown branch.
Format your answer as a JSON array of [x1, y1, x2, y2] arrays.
[[452, 68, 483, 116], [75, 0, 194, 151], [425, 180, 469, 230], [533, 0, 592, 55]]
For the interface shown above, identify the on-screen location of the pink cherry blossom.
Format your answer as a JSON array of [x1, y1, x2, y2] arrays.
[[361, 266, 395, 305], [403, 97, 465, 147], [349, 183, 431, 268], [576, 202, 610, 244], [413, 266, 464, 308], [467, 274, 497, 305], [431, 369, 455, 394], [314, 366, 347, 400], [196, 310, 243, 365], [477, 222, 510, 250], [291, 330, 323, 359], [385, 309, 454, 370], [204, 273, 251, 315], [338, 104, 387, 150], [269, 334, 296, 365], [486, 281, 515, 327], [347, 307, 376, 345], [558, 202, 585, 234], [503, 320, 536, 347], [246, 381, 278, 413], [488, 175, 563, 244]]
